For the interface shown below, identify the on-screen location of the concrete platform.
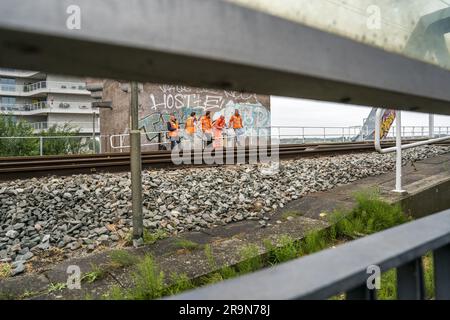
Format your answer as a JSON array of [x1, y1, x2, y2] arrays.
[[1, 152, 449, 299]]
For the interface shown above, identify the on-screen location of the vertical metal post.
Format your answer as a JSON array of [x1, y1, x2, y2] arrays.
[[429, 114, 434, 138], [393, 111, 405, 193], [39, 136, 43, 156], [433, 245, 450, 300], [302, 127, 305, 144], [397, 258, 425, 300], [342, 128, 345, 142], [323, 128, 326, 142], [130, 81, 143, 246], [92, 111, 96, 154]]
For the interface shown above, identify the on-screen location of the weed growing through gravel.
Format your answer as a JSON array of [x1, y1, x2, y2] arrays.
[[173, 239, 204, 251], [103, 254, 194, 300], [143, 229, 168, 245], [110, 249, 140, 267], [47, 282, 67, 294], [82, 264, 107, 284], [0, 263, 11, 279], [104, 190, 419, 300]]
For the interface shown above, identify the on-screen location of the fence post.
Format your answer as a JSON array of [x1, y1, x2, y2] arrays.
[[39, 136, 43, 156], [429, 114, 434, 138], [130, 81, 144, 246], [393, 112, 405, 193]]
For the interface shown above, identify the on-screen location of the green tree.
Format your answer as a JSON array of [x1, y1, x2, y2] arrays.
[[40, 123, 88, 155], [0, 115, 38, 156]]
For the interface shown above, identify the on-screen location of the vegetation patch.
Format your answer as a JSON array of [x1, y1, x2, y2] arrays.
[[110, 250, 140, 268], [173, 239, 204, 251], [47, 282, 67, 294], [103, 255, 194, 300], [82, 264, 107, 284], [0, 263, 12, 279], [103, 190, 418, 300], [143, 229, 168, 245], [0, 115, 92, 157]]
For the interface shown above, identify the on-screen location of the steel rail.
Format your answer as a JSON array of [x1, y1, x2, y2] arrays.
[[0, 142, 409, 180]]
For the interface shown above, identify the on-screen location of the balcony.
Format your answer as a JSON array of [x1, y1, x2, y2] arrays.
[[0, 101, 92, 115], [0, 68, 42, 78], [31, 121, 100, 134], [0, 81, 90, 96]]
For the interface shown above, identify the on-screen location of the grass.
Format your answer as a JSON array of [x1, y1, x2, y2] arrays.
[[47, 282, 67, 294], [143, 229, 168, 245], [0, 263, 11, 279], [82, 264, 107, 284], [110, 249, 140, 267], [103, 254, 194, 300], [124, 228, 168, 246], [104, 190, 423, 300], [173, 239, 204, 251]]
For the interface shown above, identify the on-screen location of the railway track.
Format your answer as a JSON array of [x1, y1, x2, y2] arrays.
[[0, 140, 448, 181]]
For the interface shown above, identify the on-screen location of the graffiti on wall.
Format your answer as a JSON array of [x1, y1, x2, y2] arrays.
[[380, 109, 396, 139], [139, 85, 270, 143]]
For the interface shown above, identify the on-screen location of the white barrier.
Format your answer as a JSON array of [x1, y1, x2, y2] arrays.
[[374, 108, 450, 193]]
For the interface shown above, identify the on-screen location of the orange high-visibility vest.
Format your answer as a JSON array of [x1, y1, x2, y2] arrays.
[[214, 117, 225, 130], [185, 116, 196, 134], [200, 116, 213, 133], [229, 115, 243, 129], [168, 121, 179, 138]]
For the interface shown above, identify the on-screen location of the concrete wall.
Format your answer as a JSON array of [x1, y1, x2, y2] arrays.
[[97, 81, 270, 152]]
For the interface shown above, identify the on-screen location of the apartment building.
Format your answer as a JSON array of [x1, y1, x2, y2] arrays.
[[0, 68, 98, 134]]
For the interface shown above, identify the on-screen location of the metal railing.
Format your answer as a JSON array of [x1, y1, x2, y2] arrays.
[[107, 125, 450, 150], [169, 208, 450, 300], [31, 121, 99, 132], [0, 101, 92, 113], [375, 110, 450, 192], [386, 126, 450, 139], [0, 135, 98, 156]]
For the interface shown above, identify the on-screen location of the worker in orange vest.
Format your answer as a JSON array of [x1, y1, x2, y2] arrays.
[[213, 115, 226, 149], [200, 111, 213, 147], [229, 109, 244, 146], [167, 114, 180, 149], [185, 112, 197, 142]]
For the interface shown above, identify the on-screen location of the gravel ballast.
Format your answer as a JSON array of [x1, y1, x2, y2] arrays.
[[0, 145, 449, 275]]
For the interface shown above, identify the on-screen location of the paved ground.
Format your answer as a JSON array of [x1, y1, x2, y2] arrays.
[[0, 152, 449, 300]]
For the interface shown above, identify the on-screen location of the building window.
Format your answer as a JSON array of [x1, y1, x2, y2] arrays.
[[0, 77, 16, 92], [0, 97, 16, 111]]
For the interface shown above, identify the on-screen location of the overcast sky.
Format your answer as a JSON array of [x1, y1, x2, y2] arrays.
[[271, 96, 450, 128]]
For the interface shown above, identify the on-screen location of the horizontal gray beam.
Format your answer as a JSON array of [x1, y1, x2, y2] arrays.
[[1, 0, 450, 115], [168, 209, 450, 300]]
